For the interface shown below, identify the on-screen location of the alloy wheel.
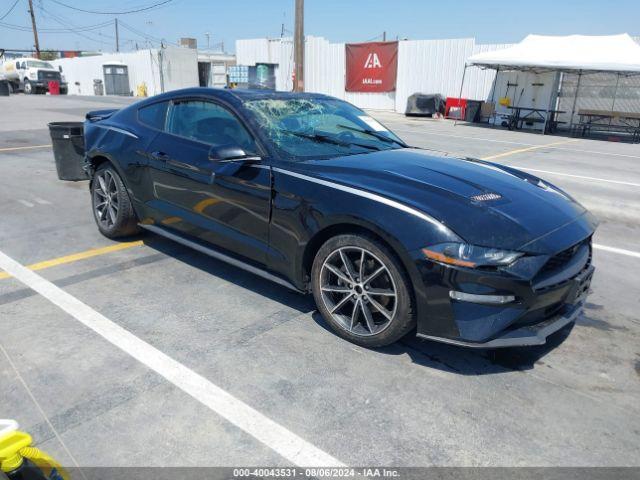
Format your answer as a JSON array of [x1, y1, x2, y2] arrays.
[[93, 170, 120, 228], [319, 246, 398, 337]]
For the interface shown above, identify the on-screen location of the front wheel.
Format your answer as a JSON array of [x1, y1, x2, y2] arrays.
[[90, 163, 141, 238], [311, 234, 416, 348], [23, 79, 34, 94]]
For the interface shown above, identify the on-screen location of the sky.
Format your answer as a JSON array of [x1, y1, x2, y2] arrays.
[[1, 0, 639, 53]]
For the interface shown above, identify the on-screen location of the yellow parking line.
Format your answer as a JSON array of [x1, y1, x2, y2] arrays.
[[0, 144, 52, 153], [0, 241, 144, 280], [481, 139, 578, 161]]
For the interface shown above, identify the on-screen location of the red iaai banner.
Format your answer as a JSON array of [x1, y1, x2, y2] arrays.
[[345, 41, 399, 93]]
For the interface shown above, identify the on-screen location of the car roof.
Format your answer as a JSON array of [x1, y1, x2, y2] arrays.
[[140, 87, 334, 106]]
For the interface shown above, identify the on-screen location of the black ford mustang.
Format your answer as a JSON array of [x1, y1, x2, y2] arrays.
[[83, 88, 597, 348]]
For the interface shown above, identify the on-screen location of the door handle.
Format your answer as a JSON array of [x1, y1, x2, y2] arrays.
[[150, 151, 169, 161]]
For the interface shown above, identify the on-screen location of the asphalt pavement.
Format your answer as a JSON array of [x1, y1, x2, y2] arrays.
[[0, 94, 638, 469]]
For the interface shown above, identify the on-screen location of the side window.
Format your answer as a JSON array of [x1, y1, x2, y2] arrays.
[[138, 101, 169, 130], [166, 100, 256, 151]]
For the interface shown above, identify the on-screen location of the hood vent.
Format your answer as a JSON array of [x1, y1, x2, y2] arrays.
[[471, 192, 502, 202]]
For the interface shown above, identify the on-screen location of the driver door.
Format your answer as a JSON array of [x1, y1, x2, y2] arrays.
[[145, 98, 272, 266]]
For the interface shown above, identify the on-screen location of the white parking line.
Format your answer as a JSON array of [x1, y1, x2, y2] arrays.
[[504, 166, 640, 188], [393, 127, 537, 146], [0, 249, 344, 468], [34, 197, 52, 205], [593, 244, 640, 259], [18, 199, 35, 208], [392, 127, 640, 159]]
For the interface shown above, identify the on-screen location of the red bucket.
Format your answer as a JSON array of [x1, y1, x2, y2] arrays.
[[48, 81, 60, 95]]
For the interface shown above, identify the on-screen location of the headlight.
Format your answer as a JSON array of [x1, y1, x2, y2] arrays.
[[422, 243, 523, 268], [29, 72, 36, 79]]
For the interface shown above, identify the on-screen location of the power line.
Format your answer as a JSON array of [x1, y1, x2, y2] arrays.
[[362, 32, 386, 43], [0, 19, 114, 32], [37, 4, 120, 47], [118, 19, 178, 47], [0, 0, 20, 21], [47, 0, 174, 15]]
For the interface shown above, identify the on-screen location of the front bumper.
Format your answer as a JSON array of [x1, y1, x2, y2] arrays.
[[32, 81, 67, 89], [418, 299, 583, 348], [410, 242, 594, 348]]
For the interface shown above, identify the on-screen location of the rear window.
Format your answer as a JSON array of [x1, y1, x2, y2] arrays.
[[138, 101, 169, 130]]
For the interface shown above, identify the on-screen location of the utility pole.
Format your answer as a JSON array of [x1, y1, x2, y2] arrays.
[[293, 0, 304, 92], [205, 32, 210, 50], [27, 0, 40, 59], [383, 31, 386, 42], [115, 18, 120, 52]]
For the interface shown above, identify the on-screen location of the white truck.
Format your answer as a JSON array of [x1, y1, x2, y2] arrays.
[[0, 57, 68, 94]]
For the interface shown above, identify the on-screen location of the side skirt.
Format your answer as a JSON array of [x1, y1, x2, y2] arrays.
[[140, 224, 306, 294]]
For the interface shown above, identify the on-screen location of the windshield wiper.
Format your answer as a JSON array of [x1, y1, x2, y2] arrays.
[[281, 130, 381, 151], [336, 124, 409, 148]]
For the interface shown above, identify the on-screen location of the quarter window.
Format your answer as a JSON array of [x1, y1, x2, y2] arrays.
[[138, 101, 169, 130], [166, 100, 256, 151]]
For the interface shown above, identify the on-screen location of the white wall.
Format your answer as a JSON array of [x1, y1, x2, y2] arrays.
[[236, 36, 514, 112], [489, 70, 560, 125], [52, 46, 199, 97]]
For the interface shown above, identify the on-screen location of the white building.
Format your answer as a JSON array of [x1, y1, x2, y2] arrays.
[[236, 36, 510, 113], [52, 46, 234, 97], [236, 35, 640, 116]]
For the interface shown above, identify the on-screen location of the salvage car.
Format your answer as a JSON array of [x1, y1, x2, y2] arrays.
[[82, 88, 597, 348]]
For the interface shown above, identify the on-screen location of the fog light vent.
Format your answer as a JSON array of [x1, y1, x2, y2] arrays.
[[450, 291, 515, 304]]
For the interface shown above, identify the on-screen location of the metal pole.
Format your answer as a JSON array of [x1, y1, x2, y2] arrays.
[[487, 66, 499, 127], [383, 31, 386, 42], [454, 64, 468, 126], [490, 67, 499, 104], [159, 49, 165, 93], [568, 70, 582, 132], [541, 70, 560, 136], [115, 19, 120, 52], [611, 72, 620, 112], [293, 0, 304, 92], [27, 0, 40, 59]]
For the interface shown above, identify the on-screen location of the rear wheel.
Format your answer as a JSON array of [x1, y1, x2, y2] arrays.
[[91, 163, 141, 238], [311, 234, 415, 347]]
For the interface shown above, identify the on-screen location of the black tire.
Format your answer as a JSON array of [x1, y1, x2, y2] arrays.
[[90, 163, 141, 238], [23, 79, 34, 95], [311, 234, 416, 348]]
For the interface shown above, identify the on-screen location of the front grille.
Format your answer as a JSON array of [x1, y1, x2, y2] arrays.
[[539, 238, 591, 276], [38, 71, 61, 81]]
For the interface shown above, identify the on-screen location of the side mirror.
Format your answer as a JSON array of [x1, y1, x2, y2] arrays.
[[59, 66, 63, 72], [208, 145, 261, 163]]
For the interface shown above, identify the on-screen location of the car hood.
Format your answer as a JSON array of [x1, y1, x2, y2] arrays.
[[295, 148, 597, 253]]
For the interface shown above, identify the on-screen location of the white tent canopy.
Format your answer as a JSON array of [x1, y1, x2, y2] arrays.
[[467, 34, 640, 73]]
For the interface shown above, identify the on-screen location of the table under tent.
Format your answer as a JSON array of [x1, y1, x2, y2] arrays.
[[458, 34, 640, 141]]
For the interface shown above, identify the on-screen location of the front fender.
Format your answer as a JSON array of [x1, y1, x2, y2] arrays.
[[267, 166, 459, 309]]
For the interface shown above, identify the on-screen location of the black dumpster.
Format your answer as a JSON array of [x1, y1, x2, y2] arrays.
[[465, 100, 483, 122], [48, 122, 87, 181], [0, 80, 9, 96]]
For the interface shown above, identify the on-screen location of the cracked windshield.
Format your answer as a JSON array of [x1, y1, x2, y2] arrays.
[[245, 98, 407, 158]]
